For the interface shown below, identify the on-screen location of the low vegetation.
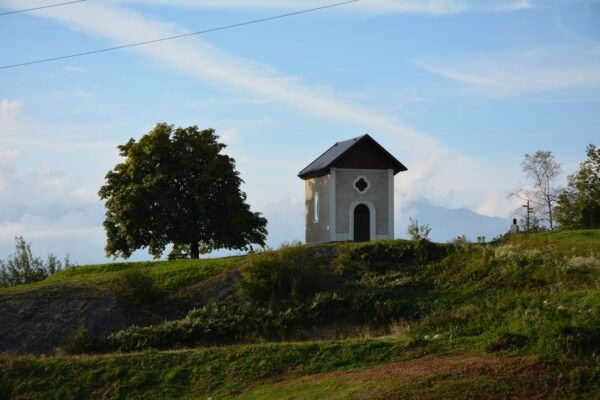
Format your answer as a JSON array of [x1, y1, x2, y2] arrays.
[[1, 230, 599, 399]]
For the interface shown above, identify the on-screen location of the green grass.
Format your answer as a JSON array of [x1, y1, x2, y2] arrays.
[[0, 256, 245, 295], [0, 338, 436, 400], [1, 338, 597, 400], [506, 228, 600, 254]]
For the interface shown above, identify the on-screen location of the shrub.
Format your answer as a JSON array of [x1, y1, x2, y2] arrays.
[[0, 237, 72, 287], [61, 324, 104, 354], [407, 218, 431, 243], [111, 268, 160, 306], [335, 240, 445, 278], [486, 332, 529, 353], [336, 241, 415, 277], [104, 297, 349, 352], [556, 326, 600, 358], [239, 242, 332, 304]]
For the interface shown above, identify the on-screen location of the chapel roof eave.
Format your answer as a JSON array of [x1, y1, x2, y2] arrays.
[[297, 134, 407, 180]]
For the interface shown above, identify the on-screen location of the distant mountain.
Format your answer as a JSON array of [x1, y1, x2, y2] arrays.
[[397, 199, 510, 243]]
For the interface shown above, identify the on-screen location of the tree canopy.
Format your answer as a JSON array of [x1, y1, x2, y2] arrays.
[[555, 144, 600, 229], [99, 123, 268, 259]]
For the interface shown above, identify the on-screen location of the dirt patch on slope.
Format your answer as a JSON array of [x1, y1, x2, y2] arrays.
[[271, 353, 564, 400]]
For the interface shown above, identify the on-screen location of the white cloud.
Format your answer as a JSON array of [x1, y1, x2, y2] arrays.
[[0, 150, 19, 159], [0, 99, 22, 135], [63, 65, 84, 72], [113, 0, 533, 15], [0, 151, 107, 261], [219, 128, 241, 146], [2, 0, 437, 153], [476, 189, 520, 218], [415, 46, 600, 96], [490, 0, 532, 11]]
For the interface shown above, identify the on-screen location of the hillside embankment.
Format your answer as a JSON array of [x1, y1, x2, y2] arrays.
[[0, 230, 598, 399]]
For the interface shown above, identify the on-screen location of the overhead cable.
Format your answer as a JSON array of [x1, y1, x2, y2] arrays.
[[0, 0, 360, 70], [0, 0, 86, 16]]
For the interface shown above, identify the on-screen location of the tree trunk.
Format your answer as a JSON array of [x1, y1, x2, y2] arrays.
[[190, 241, 199, 259], [547, 197, 554, 230]]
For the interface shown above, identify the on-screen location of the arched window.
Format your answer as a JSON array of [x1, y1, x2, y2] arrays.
[[314, 192, 319, 223]]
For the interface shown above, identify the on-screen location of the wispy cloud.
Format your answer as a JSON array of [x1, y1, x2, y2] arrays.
[[63, 65, 84, 72], [114, 0, 533, 15], [2, 0, 437, 151], [0, 99, 22, 135], [415, 46, 600, 96], [2, 0, 523, 210]]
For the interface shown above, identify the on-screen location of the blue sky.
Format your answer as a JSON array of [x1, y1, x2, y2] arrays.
[[1, 0, 599, 263]]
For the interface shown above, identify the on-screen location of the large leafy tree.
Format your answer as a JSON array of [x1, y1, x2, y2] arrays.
[[99, 123, 267, 259], [555, 144, 600, 229]]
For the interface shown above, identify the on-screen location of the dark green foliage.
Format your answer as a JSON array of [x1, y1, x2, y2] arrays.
[[0, 237, 71, 287], [240, 243, 336, 304], [335, 240, 445, 277], [341, 272, 432, 324], [486, 332, 529, 352], [98, 123, 267, 259], [61, 324, 102, 355], [111, 268, 160, 306], [167, 243, 190, 260], [556, 144, 600, 229], [555, 325, 600, 358], [105, 296, 347, 352]]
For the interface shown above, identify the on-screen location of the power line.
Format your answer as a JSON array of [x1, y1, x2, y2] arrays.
[[0, 0, 86, 16], [0, 0, 360, 70]]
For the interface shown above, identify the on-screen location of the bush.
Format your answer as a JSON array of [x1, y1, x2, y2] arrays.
[[335, 240, 444, 278], [105, 297, 348, 352], [62, 324, 104, 354], [486, 332, 529, 352], [556, 326, 600, 358], [407, 217, 431, 243], [0, 237, 72, 287], [111, 268, 160, 306], [239, 242, 333, 304]]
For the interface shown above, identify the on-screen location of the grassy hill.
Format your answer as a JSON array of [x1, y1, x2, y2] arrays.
[[1, 230, 599, 399]]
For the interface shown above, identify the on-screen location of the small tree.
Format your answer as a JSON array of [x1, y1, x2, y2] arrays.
[[0, 237, 70, 287], [407, 217, 431, 243], [99, 123, 268, 259], [555, 144, 600, 228], [515, 150, 562, 230]]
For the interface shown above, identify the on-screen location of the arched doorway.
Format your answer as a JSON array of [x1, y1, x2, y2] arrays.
[[353, 204, 370, 241]]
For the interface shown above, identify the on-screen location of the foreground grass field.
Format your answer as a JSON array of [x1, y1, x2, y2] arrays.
[[1, 230, 599, 399], [1, 336, 597, 399]]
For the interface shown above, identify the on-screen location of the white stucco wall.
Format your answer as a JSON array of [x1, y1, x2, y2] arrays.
[[334, 168, 394, 241], [304, 175, 331, 243]]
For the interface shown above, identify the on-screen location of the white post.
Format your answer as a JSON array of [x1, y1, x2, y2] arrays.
[[388, 169, 394, 239], [329, 168, 337, 241]]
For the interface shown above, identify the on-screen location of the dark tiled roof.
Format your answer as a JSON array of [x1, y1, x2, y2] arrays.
[[297, 134, 407, 179]]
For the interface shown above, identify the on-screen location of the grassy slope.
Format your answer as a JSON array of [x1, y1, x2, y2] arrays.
[[1, 230, 599, 399], [0, 256, 245, 296]]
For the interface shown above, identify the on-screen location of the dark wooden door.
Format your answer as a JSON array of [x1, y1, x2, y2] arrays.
[[354, 204, 370, 241]]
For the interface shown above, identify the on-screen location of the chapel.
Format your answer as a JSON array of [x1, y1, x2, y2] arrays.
[[298, 134, 407, 243]]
